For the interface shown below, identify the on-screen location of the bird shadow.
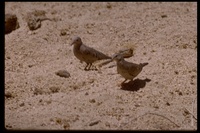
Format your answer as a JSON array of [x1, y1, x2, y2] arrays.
[[120, 78, 151, 92]]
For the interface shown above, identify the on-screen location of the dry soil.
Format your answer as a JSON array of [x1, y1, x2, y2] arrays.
[[5, 2, 197, 130]]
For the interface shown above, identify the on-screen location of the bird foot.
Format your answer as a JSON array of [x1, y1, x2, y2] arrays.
[[121, 79, 128, 85]]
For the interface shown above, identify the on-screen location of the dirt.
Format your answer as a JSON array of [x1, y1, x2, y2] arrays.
[[5, 2, 197, 130]]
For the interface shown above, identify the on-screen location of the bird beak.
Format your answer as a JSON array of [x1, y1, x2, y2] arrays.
[[111, 53, 118, 61], [70, 42, 74, 46]]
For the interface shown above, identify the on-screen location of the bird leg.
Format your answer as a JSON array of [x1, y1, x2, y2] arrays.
[[84, 63, 89, 71], [87, 63, 92, 70], [84, 63, 98, 71], [84, 63, 93, 71], [121, 79, 128, 84], [94, 66, 98, 71], [92, 65, 98, 71]]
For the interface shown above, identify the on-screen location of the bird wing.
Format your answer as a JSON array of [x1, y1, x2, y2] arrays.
[[80, 44, 111, 61], [122, 60, 141, 77]]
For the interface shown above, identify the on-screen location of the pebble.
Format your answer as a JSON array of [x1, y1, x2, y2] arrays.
[[19, 102, 25, 107], [89, 120, 100, 126], [5, 13, 20, 34], [5, 91, 13, 98], [55, 70, 70, 78]]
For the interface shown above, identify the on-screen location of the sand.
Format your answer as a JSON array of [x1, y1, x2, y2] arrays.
[[5, 2, 197, 130]]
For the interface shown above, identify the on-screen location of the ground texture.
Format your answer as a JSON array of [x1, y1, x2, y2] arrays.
[[5, 2, 197, 130]]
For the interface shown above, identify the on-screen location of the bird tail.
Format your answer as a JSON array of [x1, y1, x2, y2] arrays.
[[140, 62, 148, 67]]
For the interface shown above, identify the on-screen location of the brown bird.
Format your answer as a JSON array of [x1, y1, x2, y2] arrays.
[[70, 36, 111, 70], [112, 53, 148, 84]]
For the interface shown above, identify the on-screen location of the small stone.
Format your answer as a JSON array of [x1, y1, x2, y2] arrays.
[[89, 120, 100, 126], [56, 118, 62, 124], [174, 71, 179, 75], [62, 119, 70, 129], [190, 82, 194, 85], [46, 100, 52, 104], [153, 105, 159, 109], [19, 102, 25, 107], [39, 99, 43, 103], [87, 30, 92, 34], [135, 104, 140, 107], [89, 99, 96, 103], [60, 29, 67, 36], [161, 15, 167, 18], [178, 91, 183, 96], [183, 109, 190, 116], [28, 64, 34, 68], [5, 91, 13, 98], [55, 70, 70, 78], [106, 3, 112, 9], [182, 44, 188, 49], [63, 123, 70, 129], [5, 124, 12, 129], [166, 102, 170, 106]]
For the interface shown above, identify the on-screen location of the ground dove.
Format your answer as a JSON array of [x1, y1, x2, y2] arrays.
[[70, 36, 111, 70], [112, 53, 148, 84]]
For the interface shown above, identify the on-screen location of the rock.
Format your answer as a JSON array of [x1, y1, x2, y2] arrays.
[[5, 14, 20, 34], [106, 3, 112, 9], [26, 10, 52, 31], [60, 29, 67, 36], [19, 102, 25, 107], [89, 99, 96, 103], [5, 91, 14, 98], [89, 120, 101, 126], [161, 15, 167, 18], [55, 70, 70, 78]]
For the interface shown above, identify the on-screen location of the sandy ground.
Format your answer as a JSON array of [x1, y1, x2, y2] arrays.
[[5, 2, 197, 130]]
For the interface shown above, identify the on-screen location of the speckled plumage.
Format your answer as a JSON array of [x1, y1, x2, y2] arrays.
[[112, 54, 148, 83], [71, 36, 111, 70]]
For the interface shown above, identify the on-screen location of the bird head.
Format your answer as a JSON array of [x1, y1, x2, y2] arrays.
[[111, 53, 124, 62], [70, 36, 82, 46]]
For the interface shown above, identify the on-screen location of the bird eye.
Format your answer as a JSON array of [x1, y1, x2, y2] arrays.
[[113, 54, 118, 59]]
